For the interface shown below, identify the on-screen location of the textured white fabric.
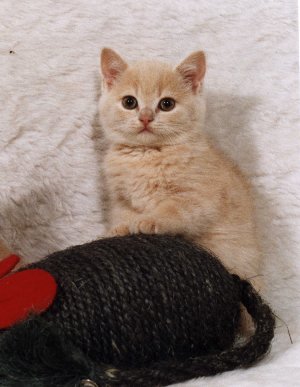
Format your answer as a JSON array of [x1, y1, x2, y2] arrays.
[[0, 1, 299, 385]]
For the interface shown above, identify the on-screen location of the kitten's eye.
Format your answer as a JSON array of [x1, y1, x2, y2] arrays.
[[122, 96, 138, 110], [158, 98, 176, 111]]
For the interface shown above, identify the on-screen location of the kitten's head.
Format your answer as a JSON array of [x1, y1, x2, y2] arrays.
[[99, 48, 206, 147]]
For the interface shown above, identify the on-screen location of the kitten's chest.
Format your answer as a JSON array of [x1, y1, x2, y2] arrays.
[[105, 147, 190, 210]]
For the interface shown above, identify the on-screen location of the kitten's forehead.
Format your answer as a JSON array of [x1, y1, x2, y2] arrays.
[[117, 60, 184, 98]]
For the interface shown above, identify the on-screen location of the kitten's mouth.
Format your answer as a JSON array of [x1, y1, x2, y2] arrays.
[[138, 125, 153, 134]]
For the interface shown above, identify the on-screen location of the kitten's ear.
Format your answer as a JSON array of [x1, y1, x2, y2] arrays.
[[100, 48, 128, 89], [176, 51, 206, 93]]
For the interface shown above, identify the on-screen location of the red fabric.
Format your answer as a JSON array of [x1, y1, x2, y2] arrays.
[[0, 255, 20, 278], [0, 267, 57, 329]]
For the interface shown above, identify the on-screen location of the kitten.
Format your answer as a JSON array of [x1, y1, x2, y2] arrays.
[[99, 48, 262, 302]]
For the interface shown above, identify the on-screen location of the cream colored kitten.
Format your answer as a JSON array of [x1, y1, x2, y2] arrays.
[[99, 48, 262, 299]]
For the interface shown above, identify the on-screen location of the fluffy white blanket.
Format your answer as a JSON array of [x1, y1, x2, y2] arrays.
[[1, 0, 299, 385]]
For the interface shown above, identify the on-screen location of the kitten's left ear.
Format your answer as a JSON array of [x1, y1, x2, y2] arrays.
[[176, 51, 206, 93], [100, 48, 128, 89]]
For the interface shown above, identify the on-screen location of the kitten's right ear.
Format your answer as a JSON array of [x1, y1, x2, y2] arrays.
[[100, 48, 128, 89], [176, 51, 206, 94]]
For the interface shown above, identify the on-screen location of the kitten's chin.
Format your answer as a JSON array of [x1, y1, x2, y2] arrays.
[[121, 134, 184, 147], [108, 132, 159, 147], [117, 127, 160, 146], [106, 127, 191, 147], [127, 134, 160, 147]]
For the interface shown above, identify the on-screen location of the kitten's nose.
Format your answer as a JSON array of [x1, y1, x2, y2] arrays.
[[138, 108, 154, 125]]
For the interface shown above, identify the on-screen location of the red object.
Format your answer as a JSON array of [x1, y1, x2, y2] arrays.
[[0, 255, 57, 329], [0, 255, 20, 278]]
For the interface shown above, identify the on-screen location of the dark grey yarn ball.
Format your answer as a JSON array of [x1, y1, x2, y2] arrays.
[[0, 234, 275, 387]]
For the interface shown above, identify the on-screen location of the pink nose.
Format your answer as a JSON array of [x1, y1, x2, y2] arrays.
[[139, 108, 154, 125]]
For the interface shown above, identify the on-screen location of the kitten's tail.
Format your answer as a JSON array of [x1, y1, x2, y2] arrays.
[[91, 277, 275, 386], [0, 277, 275, 387]]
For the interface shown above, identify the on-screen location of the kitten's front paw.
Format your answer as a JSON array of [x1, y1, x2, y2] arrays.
[[106, 224, 131, 237], [132, 219, 161, 234]]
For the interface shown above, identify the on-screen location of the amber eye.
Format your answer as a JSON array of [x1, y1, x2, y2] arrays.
[[122, 96, 138, 110], [158, 98, 176, 111]]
